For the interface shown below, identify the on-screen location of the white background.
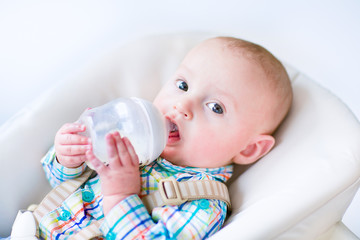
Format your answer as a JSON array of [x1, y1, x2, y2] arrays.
[[0, 0, 359, 237]]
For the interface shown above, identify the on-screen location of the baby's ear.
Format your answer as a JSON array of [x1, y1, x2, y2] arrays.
[[232, 135, 275, 165]]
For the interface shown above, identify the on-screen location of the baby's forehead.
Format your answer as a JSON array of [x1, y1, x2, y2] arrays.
[[196, 39, 261, 67], [183, 38, 274, 89]]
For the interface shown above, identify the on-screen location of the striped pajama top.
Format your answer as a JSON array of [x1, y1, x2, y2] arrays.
[[40, 146, 233, 240]]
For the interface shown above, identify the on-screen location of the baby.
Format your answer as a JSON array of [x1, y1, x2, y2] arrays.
[[39, 36, 292, 239]]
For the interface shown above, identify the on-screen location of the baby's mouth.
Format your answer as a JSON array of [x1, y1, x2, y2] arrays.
[[170, 121, 178, 132], [168, 120, 180, 143]]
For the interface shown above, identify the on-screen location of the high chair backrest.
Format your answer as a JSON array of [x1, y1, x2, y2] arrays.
[[1, 33, 359, 239]]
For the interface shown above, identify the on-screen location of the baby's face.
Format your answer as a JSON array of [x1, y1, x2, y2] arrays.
[[153, 39, 269, 168]]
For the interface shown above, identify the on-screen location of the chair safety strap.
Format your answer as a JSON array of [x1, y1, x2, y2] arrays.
[[32, 169, 231, 239], [142, 178, 231, 212]]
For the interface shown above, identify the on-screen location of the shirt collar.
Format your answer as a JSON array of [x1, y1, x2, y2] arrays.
[[154, 158, 233, 182]]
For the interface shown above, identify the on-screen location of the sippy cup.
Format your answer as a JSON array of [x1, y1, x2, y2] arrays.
[[78, 97, 170, 168]]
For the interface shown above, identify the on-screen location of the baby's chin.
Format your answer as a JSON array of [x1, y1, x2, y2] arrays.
[[160, 152, 189, 167], [160, 150, 228, 168]]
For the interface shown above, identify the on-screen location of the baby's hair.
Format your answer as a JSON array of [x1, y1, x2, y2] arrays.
[[215, 36, 293, 134]]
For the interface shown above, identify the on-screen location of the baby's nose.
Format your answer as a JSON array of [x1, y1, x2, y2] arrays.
[[173, 102, 193, 120]]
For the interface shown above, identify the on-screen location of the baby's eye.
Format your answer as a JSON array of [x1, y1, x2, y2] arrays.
[[176, 80, 188, 92], [206, 102, 224, 114]]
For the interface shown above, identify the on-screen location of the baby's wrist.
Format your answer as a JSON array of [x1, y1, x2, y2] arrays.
[[55, 154, 84, 169], [103, 193, 132, 202], [103, 194, 133, 215]]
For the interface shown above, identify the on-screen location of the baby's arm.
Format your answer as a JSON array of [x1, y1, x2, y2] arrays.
[[41, 122, 91, 187], [100, 193, 227, 239], [86, 131, 141, 214]]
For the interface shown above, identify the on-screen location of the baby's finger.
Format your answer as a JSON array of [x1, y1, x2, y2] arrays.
[[58, 134, 90, 145], [123, 137, 139, 166], [60, 123, 86, 134], [56, 144, 91, 156], [105, 133, 122, 168], [86, 150, 107, 175], [113, 132, 133, 167]]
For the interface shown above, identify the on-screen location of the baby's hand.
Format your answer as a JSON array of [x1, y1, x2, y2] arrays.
[[86, 132, 140, 214], [54, 123, 91, 168]]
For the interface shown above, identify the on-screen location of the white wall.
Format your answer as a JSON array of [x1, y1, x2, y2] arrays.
[[1, 0, 359, 237]]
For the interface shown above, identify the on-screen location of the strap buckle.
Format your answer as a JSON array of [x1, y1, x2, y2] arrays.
[[159, 179, 187, 205]]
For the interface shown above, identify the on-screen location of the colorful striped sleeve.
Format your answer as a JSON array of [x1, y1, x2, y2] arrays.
[[41, 146, 87, 188], [100, 194, 227, 239]]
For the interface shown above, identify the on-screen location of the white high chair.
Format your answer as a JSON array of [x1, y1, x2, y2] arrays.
[[1, 33, 359, 239]]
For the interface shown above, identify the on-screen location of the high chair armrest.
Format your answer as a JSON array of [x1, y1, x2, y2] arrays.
[[317, 222, 359, 240]]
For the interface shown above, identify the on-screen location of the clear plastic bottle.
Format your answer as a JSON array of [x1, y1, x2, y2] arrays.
[[78, 97, 170, 168]]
